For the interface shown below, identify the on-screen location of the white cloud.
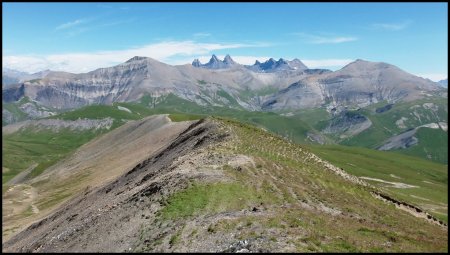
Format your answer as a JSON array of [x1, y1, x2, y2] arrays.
[[292, 33, 358, 44], [371, 20, 412, 31], [311, 36, 358, 44], [416, 73, 447, 82], [3, 41, 268, 73], [55, 19, 89, 30], [193, 32, 211, 37]]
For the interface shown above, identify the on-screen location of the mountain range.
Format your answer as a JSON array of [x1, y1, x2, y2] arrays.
[[2, 55, 444, 112]]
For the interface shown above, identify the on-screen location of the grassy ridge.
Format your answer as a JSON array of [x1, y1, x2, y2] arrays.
[[150, 117, 447, 252]]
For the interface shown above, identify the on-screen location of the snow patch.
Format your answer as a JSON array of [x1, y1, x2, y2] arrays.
[[419, 123, 440, 129], [117, 106, 132, 113], [438, 122, 448, 131], [359, 177, 418, 188]]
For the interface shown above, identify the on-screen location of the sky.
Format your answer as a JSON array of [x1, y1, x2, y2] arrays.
[[2, 2, 448, 81]]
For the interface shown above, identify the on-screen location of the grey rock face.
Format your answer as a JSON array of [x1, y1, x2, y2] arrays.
[[2, 84, 25, 102], [262, 59, 443, 111], [322, 111, 372, 139], [193, 54, 239, 69], [245, 58, 308, 73], [438, 79, 447, 88], [19, 103, 54, 119], [2, 68, 51, 87], [377, 128, 419, 150], [2, 109, 18, 124], [2, 118, 114, 134], [192, 59, 202, 67], [261, 80, 323, 110], [2, 57, 444, 115]]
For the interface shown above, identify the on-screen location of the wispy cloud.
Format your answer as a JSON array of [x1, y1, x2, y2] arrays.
[[371, 20, 412, 31], [56, 17, 136, 37], [55, 18, 89, 30], [193, 32, 211, 38], [292, 33, 358, 44], [3, 40, 268, 73]]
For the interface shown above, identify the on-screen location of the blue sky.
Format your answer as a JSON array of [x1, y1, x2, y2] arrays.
[[2, 3, 448, 81]]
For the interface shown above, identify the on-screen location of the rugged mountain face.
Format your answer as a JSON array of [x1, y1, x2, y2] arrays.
[[2, 56, 443, 115], [2, 116, 447, 252], [245, 58, 308, 73], [2, 56, 314, 111], [2, 68, 51, 87], [192, 54, 239, 69], [263, 59, 443, 111], [2, 68, 28, 86], [438, 79, 448, 88]]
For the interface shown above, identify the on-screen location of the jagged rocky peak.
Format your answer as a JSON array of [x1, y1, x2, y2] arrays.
[[289, 58, 308, 70], [267, 58, 276, 64], [192, 59, 202, 67], [192, 54, 238, 69], [126, 56, 149, 63], [246, 57, 308, 72], [209, 54, 220, 63], [223, 54, 236, 64]]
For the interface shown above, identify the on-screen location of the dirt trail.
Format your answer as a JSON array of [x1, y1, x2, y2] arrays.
[[371, 191, 447, 228], [6, 163, 38, 186]]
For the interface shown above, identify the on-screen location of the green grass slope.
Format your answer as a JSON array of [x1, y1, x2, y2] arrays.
[[306, 144, 448, 222]]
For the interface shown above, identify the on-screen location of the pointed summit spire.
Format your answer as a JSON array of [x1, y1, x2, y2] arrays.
[[192, 59, 202, 67], [223, 54, 235, 64], [210, 54, 219, 62]]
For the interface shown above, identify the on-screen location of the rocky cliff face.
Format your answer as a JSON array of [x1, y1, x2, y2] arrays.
[[192, 54, 239, 69], [245, 58, 308, 73], [2, 56, 444, 114], [261, 59, 442, 111]]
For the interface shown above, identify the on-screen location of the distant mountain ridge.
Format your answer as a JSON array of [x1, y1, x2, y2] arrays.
[[192, 55, 309, 73], [245, 58, 308, 72], [192, 54, 239, 69], [2, 55, 444, 115], [438, 79, 448, 88], [2, 68, 51, 87]]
